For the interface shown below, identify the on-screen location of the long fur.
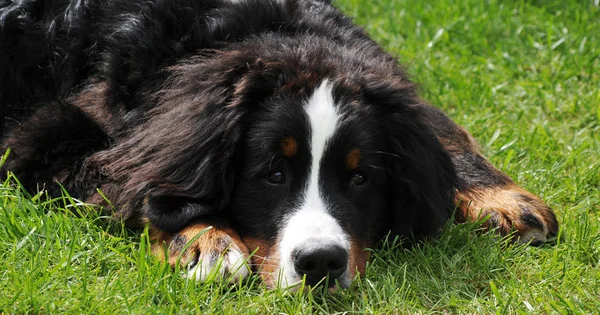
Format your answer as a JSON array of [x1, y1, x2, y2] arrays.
[[1, 1, 561, 289], [1, 0, 462, 245]]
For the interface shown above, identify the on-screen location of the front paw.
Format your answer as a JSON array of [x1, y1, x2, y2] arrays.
[[153, 223, 251, 282], [457, 185, 559, 245]]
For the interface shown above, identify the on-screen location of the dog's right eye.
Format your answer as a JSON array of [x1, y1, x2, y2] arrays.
[[266, 170, 285, 184], [350, 171, 368, 187]]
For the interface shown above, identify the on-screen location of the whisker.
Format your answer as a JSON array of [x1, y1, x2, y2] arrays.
[[249, 254, 272, 261], [268, 154, 283, 170], [369, 150, 401, 159], [366, 164, 389, 171], [268, 155, 277, 170], [252, 264, 280, 268]]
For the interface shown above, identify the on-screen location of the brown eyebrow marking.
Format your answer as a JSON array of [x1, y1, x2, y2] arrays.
[[281, 136, 298, 157], [346, 148, 361, 170]]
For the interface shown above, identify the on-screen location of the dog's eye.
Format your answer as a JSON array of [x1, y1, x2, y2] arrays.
[[350, 171, 368, 186], [266, 170, 285, 184]]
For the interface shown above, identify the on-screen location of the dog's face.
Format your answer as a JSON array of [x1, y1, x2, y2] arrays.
[[230, 81, 389, 288], [94, 37, 457, 289]]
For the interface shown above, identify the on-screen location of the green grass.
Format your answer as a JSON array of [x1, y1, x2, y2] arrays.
[[1, 0, 599, 313]]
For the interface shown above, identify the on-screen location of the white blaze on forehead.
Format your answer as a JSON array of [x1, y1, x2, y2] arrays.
[[304, 80, 340, 207], [275, 80, 351, 289]]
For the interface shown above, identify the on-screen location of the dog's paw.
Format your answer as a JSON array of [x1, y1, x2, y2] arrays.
[[154, 224, 251, 282], [457, 185, 559, 246]]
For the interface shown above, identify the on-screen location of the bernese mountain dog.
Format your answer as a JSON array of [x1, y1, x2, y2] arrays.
[[0, 0, 558, 289]]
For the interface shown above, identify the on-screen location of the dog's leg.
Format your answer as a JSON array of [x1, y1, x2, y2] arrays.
[[1, 100, 110, 197], [151, 219, 251, 282], [420, 104, 559, 245]]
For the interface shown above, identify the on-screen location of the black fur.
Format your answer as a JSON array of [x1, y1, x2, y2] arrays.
[[1, 0, 457, 245]]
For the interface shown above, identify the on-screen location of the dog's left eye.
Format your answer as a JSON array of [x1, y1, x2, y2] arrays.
[[266, 170, 285, 184], [350, 171, 368, 186]]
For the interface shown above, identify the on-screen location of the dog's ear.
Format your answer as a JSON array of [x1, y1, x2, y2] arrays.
[[364, 83, 458, 243], [88, 52, 272, 233]]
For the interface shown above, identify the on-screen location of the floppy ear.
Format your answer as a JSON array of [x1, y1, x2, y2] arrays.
[[87, 52, 272, 233], [365, 85, 458, 242]]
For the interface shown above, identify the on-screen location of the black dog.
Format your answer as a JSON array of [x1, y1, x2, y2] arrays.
[[0, 0, 558, 289]]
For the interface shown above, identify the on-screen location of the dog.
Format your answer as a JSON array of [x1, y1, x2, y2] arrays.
[[0, 0, 558, 289]]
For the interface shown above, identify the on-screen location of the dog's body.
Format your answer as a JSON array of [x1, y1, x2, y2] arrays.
[[1, 0, 557, 289]]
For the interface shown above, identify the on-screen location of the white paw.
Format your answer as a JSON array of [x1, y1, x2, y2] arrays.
[[517, 228, 554, 246]]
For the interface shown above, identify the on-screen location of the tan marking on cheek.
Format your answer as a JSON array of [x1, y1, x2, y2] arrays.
[[281, 136, 298, 158], [346, 148, 361, 170], [242, 236, 279, 288], [348, 239, 371, 280]]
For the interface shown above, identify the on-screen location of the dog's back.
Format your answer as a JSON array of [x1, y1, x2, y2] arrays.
[[0, 0, 361, 134]]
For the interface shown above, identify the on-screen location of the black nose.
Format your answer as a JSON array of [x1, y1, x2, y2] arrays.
[[293, 242, 348, 287]]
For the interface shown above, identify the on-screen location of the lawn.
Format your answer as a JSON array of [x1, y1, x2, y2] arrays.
[[1, 0, 599, 313]]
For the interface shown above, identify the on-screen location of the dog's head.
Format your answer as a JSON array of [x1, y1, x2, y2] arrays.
[[93, 35, 457, 289]]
